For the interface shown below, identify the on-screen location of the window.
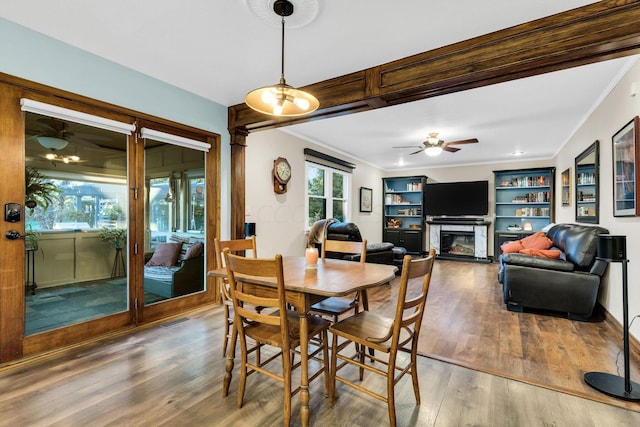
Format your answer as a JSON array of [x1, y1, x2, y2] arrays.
[[26, 175, 127, 231], [306, 162, 350, 227]]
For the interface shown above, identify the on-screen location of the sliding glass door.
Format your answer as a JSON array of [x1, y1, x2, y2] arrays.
[[24, 110, 131, 335], [141, 128, 208, 305]]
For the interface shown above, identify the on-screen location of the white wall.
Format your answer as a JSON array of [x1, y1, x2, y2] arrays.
[[555, 59, 640, 339], [245, 129, 383, 257]]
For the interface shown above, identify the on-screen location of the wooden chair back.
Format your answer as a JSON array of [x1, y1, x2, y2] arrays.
[[223, 250, 290, 352], [321, 237, 367, 264], [389, 248, 436, 347], [214, 236, 257, 269], [214, 236, 258, 300]]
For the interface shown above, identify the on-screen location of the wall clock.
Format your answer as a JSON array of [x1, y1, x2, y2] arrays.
[[273, 157, 291, 194]]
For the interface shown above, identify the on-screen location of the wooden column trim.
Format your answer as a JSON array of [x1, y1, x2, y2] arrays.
[[230, 130, 248, 241], [0, 84, 26, 361]]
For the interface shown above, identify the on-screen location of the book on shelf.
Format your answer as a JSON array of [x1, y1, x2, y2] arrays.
[[511, 191, 550, 203], [514, 207, 550, 217], [503, 175, 547, 187]]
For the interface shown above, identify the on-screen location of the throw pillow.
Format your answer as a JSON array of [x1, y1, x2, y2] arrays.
[[501, 240, 524, 254], [520, 231, 553, 250], [520, 248, 562, 259], [184, 241, 204, 259], [146, 242, 183, 266]]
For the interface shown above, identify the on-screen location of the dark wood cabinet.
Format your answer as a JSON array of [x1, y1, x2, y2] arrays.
[[382, 176, 427, 254]]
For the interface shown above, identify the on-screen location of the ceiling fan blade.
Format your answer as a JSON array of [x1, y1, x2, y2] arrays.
[[409, 149, 425, 155], [69, 136, 101, 149], [443, 146, 461, 153], [446, 138, 479, 145], [393, 145, 423, 149]]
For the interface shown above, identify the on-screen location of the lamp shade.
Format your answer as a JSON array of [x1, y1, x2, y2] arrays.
[[37, 136, 68, 150], [597, 235, 627, 261], [245, 83, 319, 117]]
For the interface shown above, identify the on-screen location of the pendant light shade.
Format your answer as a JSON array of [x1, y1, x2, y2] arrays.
[[245, 0, 319, 117]]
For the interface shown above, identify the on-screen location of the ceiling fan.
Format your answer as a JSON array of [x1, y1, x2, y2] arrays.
[[394, 132, 479, 156]]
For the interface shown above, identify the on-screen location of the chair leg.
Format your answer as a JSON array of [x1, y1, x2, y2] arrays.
[[321, 329, 330, 397], [387, 360, 397, 427], [358, 343, 365, 381], [222, 304, 230, 357], [329, 332, 339, 403], [283, 346, 292, 427], [411, 345, 421, 404], [237, 336, 248, 409]]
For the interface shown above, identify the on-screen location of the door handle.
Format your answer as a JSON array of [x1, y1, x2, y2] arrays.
[[5, 230, 25, 240]]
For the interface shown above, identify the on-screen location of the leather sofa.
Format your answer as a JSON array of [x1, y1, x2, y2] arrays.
[[498, 223, 609, 320], [312, 221, 398, 266]]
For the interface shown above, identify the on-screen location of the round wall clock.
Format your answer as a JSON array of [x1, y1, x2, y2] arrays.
[[273, 157, 291, 194]]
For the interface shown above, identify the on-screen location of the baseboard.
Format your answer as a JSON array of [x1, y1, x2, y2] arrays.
[[601, 303, 640, 355]]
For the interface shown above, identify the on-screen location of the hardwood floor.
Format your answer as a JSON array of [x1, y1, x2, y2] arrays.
[[0, 259, 639, 426], [367, 259, 640, 412]]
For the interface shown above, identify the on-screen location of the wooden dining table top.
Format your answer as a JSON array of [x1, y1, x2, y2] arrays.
[[208, 256, 397, 297]]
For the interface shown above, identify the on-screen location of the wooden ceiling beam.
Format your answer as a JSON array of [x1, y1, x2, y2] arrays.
[[228, 0, 640, 135]]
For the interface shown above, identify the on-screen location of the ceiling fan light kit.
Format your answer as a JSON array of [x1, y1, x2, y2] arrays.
[[425, 146, 443, 156], [36, 136, 69, 150], [245, 0, 319, 117], [393, 132, 479, 157]]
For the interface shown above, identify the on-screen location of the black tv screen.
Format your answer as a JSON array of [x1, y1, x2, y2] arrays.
[[425, 180, 489, 216]]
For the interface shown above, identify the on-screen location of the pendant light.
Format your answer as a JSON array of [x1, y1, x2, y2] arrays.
[[245, 0, 319, 116]]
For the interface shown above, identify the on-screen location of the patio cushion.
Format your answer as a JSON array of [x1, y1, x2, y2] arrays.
[[143, 265, 181, 282]]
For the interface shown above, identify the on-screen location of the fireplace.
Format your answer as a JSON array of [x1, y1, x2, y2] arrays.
[[427, 219, 490, 262], [441, 231, 475, 257]]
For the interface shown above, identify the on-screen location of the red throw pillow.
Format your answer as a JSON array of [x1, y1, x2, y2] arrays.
[[501, 240, 524, 254], [146, 242, 183, 266], [184, 241, 204, 259], [520, 231, 553, 250], [520, 248, 562, 259]]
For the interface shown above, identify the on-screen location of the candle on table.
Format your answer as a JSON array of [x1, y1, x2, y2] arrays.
[[305, 247, 319, 266]]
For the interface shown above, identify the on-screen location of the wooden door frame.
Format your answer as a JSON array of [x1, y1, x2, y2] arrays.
[[0, 75, 221, 362], [227, 0, 640, 239]]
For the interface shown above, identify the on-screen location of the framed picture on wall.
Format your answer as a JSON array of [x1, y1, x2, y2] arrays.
[[561, 168, 571, 206], [613, 116, 640, 216], [359, 187, 373, 212]]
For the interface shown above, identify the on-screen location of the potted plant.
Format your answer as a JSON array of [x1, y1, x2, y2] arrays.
[[99, 227, 127, 249], [25, 225, 40, 251], [25, 166, 60, 211]]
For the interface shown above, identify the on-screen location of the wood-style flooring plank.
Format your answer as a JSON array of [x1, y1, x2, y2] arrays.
[[413, 259, 640, 412], [1, 260, 640, 425]]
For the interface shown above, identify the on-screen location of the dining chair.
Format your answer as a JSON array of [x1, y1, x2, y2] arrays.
[[214, 236, 257, 357], [309, 237, 368, 322], [328, 249, 436, 427], [223, 250, 330, 427]]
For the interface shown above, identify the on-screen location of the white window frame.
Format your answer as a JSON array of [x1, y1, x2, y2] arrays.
[[305, 161, 351, 229]]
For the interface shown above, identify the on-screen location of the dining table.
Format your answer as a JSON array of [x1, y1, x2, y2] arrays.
[[208, 255, 397, 427]]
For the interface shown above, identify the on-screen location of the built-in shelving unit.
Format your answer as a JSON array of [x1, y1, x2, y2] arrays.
[[382, 175, 427, 254], [493, 167, 555, 258], [576, 164, 597, 222]]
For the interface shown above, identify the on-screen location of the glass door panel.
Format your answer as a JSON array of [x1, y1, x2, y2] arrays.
[[143, 137, 206, 304], [24, 112, 130, 335]]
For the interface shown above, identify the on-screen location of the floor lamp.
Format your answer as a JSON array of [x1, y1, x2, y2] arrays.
[[584, 234, 640, 401]]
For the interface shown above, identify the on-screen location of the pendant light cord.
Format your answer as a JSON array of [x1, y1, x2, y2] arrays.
[[280, 14, 286, 84]]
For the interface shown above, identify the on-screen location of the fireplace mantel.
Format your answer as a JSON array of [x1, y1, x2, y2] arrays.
[[428, 219, 491, 262]]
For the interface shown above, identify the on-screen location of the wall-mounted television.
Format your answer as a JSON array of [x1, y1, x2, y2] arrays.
[[425, 180, 489, 216]]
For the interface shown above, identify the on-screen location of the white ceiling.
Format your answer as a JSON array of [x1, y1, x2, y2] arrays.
[[1, 0, 637, 170]]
